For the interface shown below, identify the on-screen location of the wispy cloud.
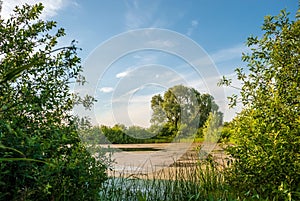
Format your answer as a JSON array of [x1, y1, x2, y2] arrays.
[[124, 0, 168, 29], [210, 44, 249, 64], [1, 0, 72, 20], [116, 68, 133, 78], [187, 20, 199, 36], [147, 39, 176, 48], [97, 88, 156, 127], [133, 53, 159, 64], [98, 42, 248, 126], [99, 87, 114, 93], [97, 71, 242, 126]]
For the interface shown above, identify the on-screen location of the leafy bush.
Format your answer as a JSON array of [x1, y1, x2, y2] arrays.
[[222, 10, 300, 200], [0, 3, 108, 200]]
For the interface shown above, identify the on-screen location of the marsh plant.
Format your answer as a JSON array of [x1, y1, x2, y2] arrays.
[[99, 156, 235, 201]]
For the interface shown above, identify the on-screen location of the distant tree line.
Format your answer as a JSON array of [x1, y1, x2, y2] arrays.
[[81, 85, 224, 144]]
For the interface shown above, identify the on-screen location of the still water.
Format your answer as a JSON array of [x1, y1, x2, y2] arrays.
[[101, 143, 195, 174]]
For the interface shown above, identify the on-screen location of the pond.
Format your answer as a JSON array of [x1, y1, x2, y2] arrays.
[[100, 143, 198, 174]]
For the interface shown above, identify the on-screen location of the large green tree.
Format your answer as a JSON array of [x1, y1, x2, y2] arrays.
[[0, 4, 108, 200], [221, 10, 300, 199], [150, 85, 221, 136]]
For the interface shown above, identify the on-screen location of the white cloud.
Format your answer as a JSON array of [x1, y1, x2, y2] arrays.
[[97, 43, 249, 126], [116, 71, 128, 78], [1, 0, 70, 20], [116, 69, 132, 78], [99, 87, 114, 93], [96, 72, 243, 127], [187, 19, 199, 36], [116, 66, 141, 78]]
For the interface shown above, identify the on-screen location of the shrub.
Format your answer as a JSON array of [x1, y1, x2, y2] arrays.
[[221, 10, 300, 200], [0, 3, 108, 200]]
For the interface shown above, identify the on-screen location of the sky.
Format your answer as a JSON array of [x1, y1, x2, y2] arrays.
[[1, 0, 298, 127]]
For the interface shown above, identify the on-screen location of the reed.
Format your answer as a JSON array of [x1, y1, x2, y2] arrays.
[[99, 155, 236, 201]]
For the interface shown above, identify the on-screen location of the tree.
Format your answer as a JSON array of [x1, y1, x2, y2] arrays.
[[218, 122, 233, 143], [221, 10, 300, 199], [0, 4, 108, 200], [150, 85, 221, 135], [203, 111, 223, 143], [126, 125, 154, 140], [150, 94, 166, 126]]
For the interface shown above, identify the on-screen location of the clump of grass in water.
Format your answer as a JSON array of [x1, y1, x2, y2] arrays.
[[99, 155, 236, 201]]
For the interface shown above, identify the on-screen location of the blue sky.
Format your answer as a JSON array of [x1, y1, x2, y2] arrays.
[[50, 0, 297, 60], [2, 0, 298, 127]]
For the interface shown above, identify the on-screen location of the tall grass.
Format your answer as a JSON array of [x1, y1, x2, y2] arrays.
[[99, 155, 236, 201]]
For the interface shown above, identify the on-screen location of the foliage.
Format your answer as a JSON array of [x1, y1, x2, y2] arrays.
[[84, 85, 223, 144], [84, 124, 175, 144], [100, 124, 140, 144], [218, 122, 234, 143], [150, 85, 221, 137], [100, 158, 235, 201], [126, 125, 154, 140], [0, 4, 108, 200], [203, 111, 223, 143], [222, 10, 300, 200]]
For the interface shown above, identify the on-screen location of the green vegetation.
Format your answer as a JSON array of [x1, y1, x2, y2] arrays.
[[220, 10, 300, 200], [203, 112, 223, 143], [0, 4, 109, 200], [82, 85, 223, 144], [0, 2, 299, 201], [150, 85, 222, 137], [81, 124, 196, 144], [100, 157, 234, 201]]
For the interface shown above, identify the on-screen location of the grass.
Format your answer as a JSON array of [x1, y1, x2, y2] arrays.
[[99, 143, 282, 201], [99, 155, 237, 201], [97, 140, 299, 201]]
